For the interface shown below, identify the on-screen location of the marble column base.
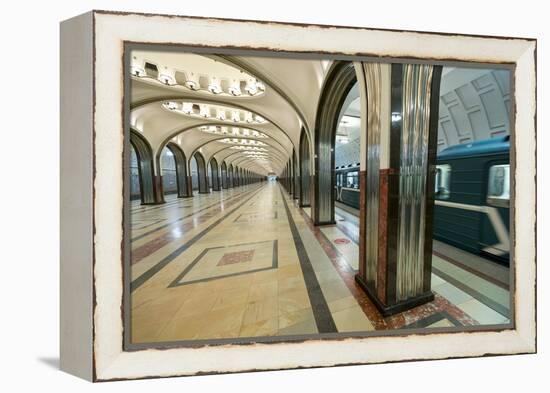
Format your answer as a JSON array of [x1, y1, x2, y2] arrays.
[[355, 274, 434, 317]]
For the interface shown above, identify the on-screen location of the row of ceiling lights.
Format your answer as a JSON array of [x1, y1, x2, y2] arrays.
[[230, 146, 268, 152], [198, 126, 268, 139], [163, 101, 267, 125], [220, 138, 267, 146], [131, 58, 266, 97]]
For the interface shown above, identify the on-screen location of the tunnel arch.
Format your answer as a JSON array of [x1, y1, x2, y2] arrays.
[[135, 99, 297, 161], [130, 129, 159, 204], [221, 161, 228, 189], [228, 164, 234, 188], [299, 128, 311, 207], [313, 61, 358, 225], [188, 137, 289, 176], [292, 148, 299, 200], [216, 148, 287, 173], [209, 157, 220, 191], [191, 151, 209, 194], [213, 54, 313, 142], [164, 142, 189, 198]]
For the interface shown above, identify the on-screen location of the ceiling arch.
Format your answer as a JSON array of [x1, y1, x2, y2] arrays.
[[188, 137, 288, 171], [190, 136, 287, 161], [211, 54, 325, 142], [132, 94, 295, 168], [130, 50, 329, 176], [214, 147, 287, 173]]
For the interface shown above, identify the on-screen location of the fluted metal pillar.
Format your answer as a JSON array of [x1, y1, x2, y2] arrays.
[[355, 62, 442, 316]]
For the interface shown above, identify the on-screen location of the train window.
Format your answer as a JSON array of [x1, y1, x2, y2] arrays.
[[487, 164, 510, 208], [346, 171, 359, 189], [435, 164, 451, 199], [336, 173, 342, 187]]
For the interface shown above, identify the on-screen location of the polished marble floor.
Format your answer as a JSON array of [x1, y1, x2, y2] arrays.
[[129, 182, 511, 345]]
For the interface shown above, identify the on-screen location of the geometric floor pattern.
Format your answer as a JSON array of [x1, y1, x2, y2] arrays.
[[170, 240, 277, 287], [129, 183, 511, 345]]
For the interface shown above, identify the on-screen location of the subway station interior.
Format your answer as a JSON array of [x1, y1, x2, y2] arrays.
[[128, 50, 512, 344]]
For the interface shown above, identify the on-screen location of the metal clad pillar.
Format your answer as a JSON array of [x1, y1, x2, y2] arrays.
[[356, 62, 442, 316], [299, 130, 311, 207]]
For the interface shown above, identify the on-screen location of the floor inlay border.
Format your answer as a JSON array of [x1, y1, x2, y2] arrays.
[[132, 186, 260, 241], [168, 239, 278, 287], [279, 186, 338, 334], [130, 185, 265, 292]]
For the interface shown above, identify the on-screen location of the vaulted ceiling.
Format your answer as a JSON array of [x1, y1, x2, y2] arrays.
[[130, 50, 328, 175], [130, 51, 512, 175]]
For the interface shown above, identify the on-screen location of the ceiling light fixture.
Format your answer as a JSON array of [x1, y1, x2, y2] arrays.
[[217, 109, 226, 121], [130, 57, 146, 77], [200, 105, 210, 118], [208, 77, 222, 94], [232, 111, 241, 123], [228, 79, 242, 96], [244, 78, 258, 96], [164, 101, 178, 111], [158, 66, 176, 85], [185, 72, 200, 90], [181, 102, 193, 114]]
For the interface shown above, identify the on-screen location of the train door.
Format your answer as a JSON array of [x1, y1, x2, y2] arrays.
[[335, 172, 342, 201], [480, 158, 510, 263]]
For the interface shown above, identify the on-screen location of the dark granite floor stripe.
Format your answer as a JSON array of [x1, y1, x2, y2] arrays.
[[432, 266, 510, 318], [279, 186, 337, 334], [131, 186, 260, 241], [440, 310, 463, 327], [169, 240, 278, 287], [131, 186, 249, 213], [401, 312, 446, 329], [130, 185, 265, 292], [130, 197, 182, 212]]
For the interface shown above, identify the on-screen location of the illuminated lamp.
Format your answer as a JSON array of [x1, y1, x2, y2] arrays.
[[185, 72, 200, 90], [130, 56, 146, 77], [158, 66, 176, 85], [181, 102, 193, 114], [208, 77, 222, 94], [217, 109, 226, 121], [228, 79, 242, 96], [199, 105, 210, 118], [244, 78, 258, 96], [164, 101, 178, 111]]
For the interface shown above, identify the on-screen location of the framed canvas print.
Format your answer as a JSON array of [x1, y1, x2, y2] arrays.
[[60, 10, 537, 381]]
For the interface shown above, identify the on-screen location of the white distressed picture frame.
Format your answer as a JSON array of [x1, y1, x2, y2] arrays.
[[60, 10, 536, 381]]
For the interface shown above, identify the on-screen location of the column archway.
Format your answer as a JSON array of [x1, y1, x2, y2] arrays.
[[299, 128, 311, 207], [209, 157, 220, 191], [313, 61, 358, 225], [192, 152, 209, 194], [293, 149, 299, 200], [164, 142, 189, 198], [228, 164, 234, 188], [130, 129, 159, 204], [221, 161, 228, 189]]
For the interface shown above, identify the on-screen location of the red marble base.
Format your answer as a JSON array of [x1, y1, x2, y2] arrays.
[[355, 274, 434, 317]]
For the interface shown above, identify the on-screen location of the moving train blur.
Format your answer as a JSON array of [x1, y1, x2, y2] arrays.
[[334, 136, 510, 264]]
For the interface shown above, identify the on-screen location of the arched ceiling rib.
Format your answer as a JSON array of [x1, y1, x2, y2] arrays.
[[190, 138, 288, 173], [212, 55, 327, 141], [130, 50, 329, 177], [214, 147, 287, 174], [132, 100, 293, 159]]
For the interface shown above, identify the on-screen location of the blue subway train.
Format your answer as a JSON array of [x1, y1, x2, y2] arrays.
[[335, 163, 361, 209], [334, 136, 510, 264], [433, 136, 510, 263]]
